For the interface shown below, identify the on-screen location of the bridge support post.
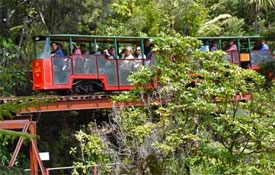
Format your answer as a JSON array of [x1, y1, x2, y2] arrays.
[[0, 116, 46, 175], [29, 121, 39, 175]]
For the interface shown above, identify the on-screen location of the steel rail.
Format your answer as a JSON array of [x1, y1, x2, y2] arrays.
[[0, 94, 252, 115]]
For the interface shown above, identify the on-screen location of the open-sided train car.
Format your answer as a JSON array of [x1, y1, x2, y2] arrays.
[[32, 35, 155, 94], [198, 36, 274, 69], [31, 35, 274, 94]]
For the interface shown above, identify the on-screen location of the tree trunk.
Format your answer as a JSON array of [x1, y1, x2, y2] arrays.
[[185, 163, 191, 175], [254, 4, 259, 34]]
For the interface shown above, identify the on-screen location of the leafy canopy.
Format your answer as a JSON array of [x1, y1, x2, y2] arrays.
[[71, 32, 275, 174]]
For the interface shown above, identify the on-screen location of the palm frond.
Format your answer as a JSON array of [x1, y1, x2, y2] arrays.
[[248, 0, 275, 10], [205, 14, 232, 25]]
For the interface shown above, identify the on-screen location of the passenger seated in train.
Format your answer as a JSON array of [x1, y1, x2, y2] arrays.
[[199, 44, 207, 51], [122, 46, 134, 59], [144, 39, 153, 59], [119, 48, 126, 58], [118, 46, 135, 84], [210, 41, 218, 51], [51, 42, 64, 57], [260, 40, 269, 51], [90, 44, 101, 54], [51, 42, 67, 83], [80, 44, 89, 54], [72, 43, 85, 73], [223, 39, 237, 52], [104, 47, 118, 59], [134, 46, 146, 59], [80, 43, 95, 73], [51, 41, 65, 73], [252, 40, 261, 50], [72, 42, 82, 55], [56, 43, 67, 56]]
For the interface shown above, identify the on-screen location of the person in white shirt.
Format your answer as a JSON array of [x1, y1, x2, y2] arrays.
[[134, 46, 146, 59], [123, 46, 134, 59]]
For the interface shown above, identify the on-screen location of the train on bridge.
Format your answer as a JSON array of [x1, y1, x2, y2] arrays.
[[31, 35, 274, 94]]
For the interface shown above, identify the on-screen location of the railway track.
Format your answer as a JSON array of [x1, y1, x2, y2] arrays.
[[0, 94, 112, 103], [0, 93, 252, 114], [0, 94, 119, 114]]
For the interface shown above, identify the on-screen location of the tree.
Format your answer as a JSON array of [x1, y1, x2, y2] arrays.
[[96, 0, 207, 36], [198, 14, 247, 36], [246, 0, 275, 33], [0, 37, 32, 96], [72, 32, 275, 174]]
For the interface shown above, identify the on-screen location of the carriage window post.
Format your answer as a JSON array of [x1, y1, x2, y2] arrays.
[[69, 37, 72, 55], [141, 38, 145, 56], [94, 38, 97, 53], [33, 38, 37, 59], [114, 37, 118, 59], [248, 38, 251, 51], [237, 38, 240, 51], [218, 39, 222, 50]]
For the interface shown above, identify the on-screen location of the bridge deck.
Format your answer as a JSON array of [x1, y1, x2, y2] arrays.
[[0, 95, 142, 114], [0, 94, 252, 114]]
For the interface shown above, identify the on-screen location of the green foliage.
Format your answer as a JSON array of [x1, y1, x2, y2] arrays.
[[97, 0, 207, 36], [0, 140, 10, 166], [198, 14, 247, 36], [0, 66, 30, 96], [0, 94, 56, 120], [0, 166, 29, 175], [153, 34, 275, 174], [0, 129, 36, 141], [72, 33, 275, 174], [0, 37, 20, 66], [257, 59, 275, 87], [247, 0, 275, 11], [0, 130, 36, 167], [70, 124, 112, 175], [4, 0, 275, 174], [0, 36, 31, 96]]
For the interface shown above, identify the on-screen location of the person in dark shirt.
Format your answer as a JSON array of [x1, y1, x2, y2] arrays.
[[51, 42, 65, 83], [80, 44, 89, 54], [144, 39, 153, 59], [51, 42, 64, 57], [210, 40, 218, 51], [104, 47, 118, 59], [252, 40, 261, 50], [51, 41, 64, 70], [56, 43, 66, 56]]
